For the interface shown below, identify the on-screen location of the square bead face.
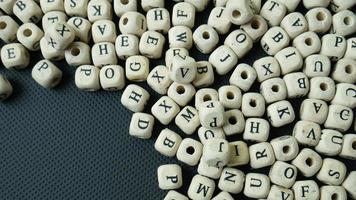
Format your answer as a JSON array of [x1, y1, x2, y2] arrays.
[[209, 45, 238, 75], [316, 158, 346, 186], [202, 138, 230, 167], [125, 55, 149, 82], [154, 128, 182, 157], [176, 138, 202, 166], [147, 65, 172, 95], [151, 96, 180, 125], [120, 84, 150, 112], [292, 148, 322, 177], [223, 109, 245, 136], [139, 31, 165, 59], [249, 142, 275, 169], [269, 161, 297, 188], [293, 180, 320, 200], [188, 175, 215, 200], [99, 65, 125, 91], [228, 141, 249, 166], [147, 8, 170, 34], [218, 168, 245, 194], [243, 118, 270, 142], [74, 65, 100, 91], [244, 173, 270, 199], [175, 106, 200, 135], [260, 27, 290, 55], [157, 164, 183, 190], [32, 59, 62, 89], [315, 129, 343, 156], [129, 112, 154, 139], [92, 42, 118, 68], [270, 136, 299, 161], [293, 121, 321, 147]]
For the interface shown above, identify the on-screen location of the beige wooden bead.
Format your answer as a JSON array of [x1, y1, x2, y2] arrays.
[[129, 112, 154, 139], [87, 0, 112, 22], [13, 0, 43, 24], [141, 0, 164, 12], [228, 140, 249, 166], [249, 142, 276, 169], [146, 8, 170, 34], [125, 55, 149, 82], [283, 72, 310, 98], [331, 10, 356, 37], [198, 127, 225, 145], [42, 11, 67, 29], [225, 0, 254, 25], [244, 173, 270, 199], [330, 0, 356, 12], [277, 0, 301, 12], [270, 135, 299, 161], [119, 11, 146, 37], [193, 61, 214, 88], [91, 42, 117, 68], [243, 118, 270, 142], [218, 85, 242, 109], [99, 65, 125, 91], [211, 191, 234, 200], [167, 82, 195, 107], [151, 96, 180, 125], [113, 0, 137, 17], [275, 47, 303, 75], [260, 78, 287, 104], [115, 34, 139, 60], [315, 129, 343, 156], [224, 29, 253, 59], [303, 54, 331, 78], [332, 59, 356, 84], [40, 0, 64, 13], [324, 104, 353, 132], [342, 171, 356, 199], [317, 158, 347, 186], [0, 0, 15, 15], [91, 19, 117, 43], [16, 23, 43, 51], [202, 138, 230, 167], [169, 55, 196, 84], [308, 77, 336, 101], [267, 185, 294, 200], [292, 31, 322, 58], [293, 120, 321, 147], [199, 100, 225, 129], [197, 159, 223, 180], [74, 65, 100, 91], [340, 134, 356, 160], [207, 7, 231, 35], [172, 2, 195, 29], [320, 186, 347, 200], [176, 138, 203, 166], [165, 48, 189, 68], [164, 190, 188, 200], [65, 42, 91, 67], [139, 31, 165, 59], [261, 26, 290, 55], [240, 15, 268, 42], [345, 37, 356, 60], [64, 0, 88, 17], [253, 56, 281, 82], [120, 84, 150, 112], [267, 100, 295, 127], [293, 180, 320, 200], [305, 7, 332, 34], [44, 22, 75, 50], [223, 109, 245, 136], [242, 92, 265, 117], [185, 0, 209, 12], [0, 15, 19, 43], [300, 98, 329, 124], [32, 59, 62, 88], [269, 161, 297, 188], [1, 43, 30, 69], [303, 0, 330, 8], [188, 175, 215, 200], [168, 26, 193, 50], [195, 88, 218, 110], [67, 17, 92, 43], [39, 37, 64, 61], [0, 75, 13, 101], [260, 0, 287, 26], [155, 128, 182, 157], [193, 25, 219, 54], [218, 168, 245, 194], [292, 148, 322, 177], [229, 63, 257, 92], [209, 45, 238, 75], [147, 65, 172, 95], [157, 164, 182, 190], [320, 33, 346, 61]]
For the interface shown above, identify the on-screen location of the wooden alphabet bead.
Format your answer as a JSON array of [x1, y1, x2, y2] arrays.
[[293, 120, 321, 147], [120, 84, 150, 112], [300, 98, 329, 124], [198, 127, 225, 145], [0, 75, 13, 101], [241, 93, 266, 117], [165, 48, 189, 68], [229, 63, 257, 92], [320, 186, 347, 200], [260, 78, 287, 104], [39, 37, 64, 61], [92, 19, 117, 43], [332, 59, 356, 84], [139, 31, 165, 59], [40, 0, 64, 13], [197, 159, 223, 179], [293, 32, 322, 58], [155, 128, 182, 157], [151, 96, 180, 125], [303, 54, 331, 78], [164, 190, 188, 200], [64, 0, 88, 17], [129, 112, 154, 139], [113, 0, 137, 17], [67, 17, 91, 43], [303, 0, 330, 8], [176, 138, 202, 166], [147, 65, 172, 95], [0, 15, 19, 43], [243, 118, 270, 142], [260, 26, 290, 55], [269, 161, 297, 188], [253, 56, 281, 82], [195, 88, 218, 110], [317, 158, 346, 185], [42, 11, 67, 28], [157, 164, 182, 190], [169, 55, 196, 84], [92, 42, 117, 68], [271, 135, 299, 161], [119, 11, 146, 37], [324, 104, 353, 132], [260, 0, 287, 26], [209, 45, 238, 75], [293, 180, 320, 200], [168, 26, 193, 50], [267, 185, 294, 200], [224, 29, 253, 59], [167, 82, 195, 107], [320, 34, 346, 61], [315, 129, 343, 156], [340, 134, 356, 160], [44, 22, 75, 50], [223, 109, 245, 136], [244, 173, 270, 199], [99, 65, 125, 91], [1, 43, 30, 69], [275, 47, 303, 75], [17, 23, 43, 51], [342, 171, 356, 199], [331, 10, 356, 37], [193, 25, 219, 54], [0, 0, 15, 15], [188, 175, 215, 200], [211, 191, 234, 200], [32, 59, 62, 88], [218, 168, 245, 194], [87, 0, 112, 22], [193, 61, 214, 88], [291, 148, 322, 177], [141, 0, 164, 12], [218, 85, 242, 109], [228, 141, 249, 166], [267, 100, 296, 127], [115, 34, 139, 60], [207, 7, 231, 35], [199, 101, 225, 129], [202, 138, 230, 168], [283, 72, 309, 98], [249, 142, 276, 169], [308, 77, 335, 101], [225, 0, 254, 25], [74, 65, 100, 91], [330, 0, 356, 12], [172, 2, 195, 28], [345, 37, 356, 60], [65, 42, 91, 67], [240, 15, 268, 42], [331, 83, 356, 109], [305, 7, 332, 33], [125, 55, 149, 82], [13, 0, 43, 24], [146, 8, 170, 34], [280, 12, 307, 39], [175, 106, 200, 135]]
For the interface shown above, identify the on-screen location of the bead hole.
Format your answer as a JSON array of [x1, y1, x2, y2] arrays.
[[331, 193, 338, 200], [316, 12, 325, 21], [320, 83, 328, 91], [0, 21, 7, 30], [282, 146, 290, 153], [241, 71, 248, 79], [272, 85, 279, 92], [123, 18, 129, 25], [121, 0, 129, 5], [251, 20, 260, 29], [186, 146, 195, 155], [352, 141, 356, 150], [176, 85, 185, 95], [71, 47, 80, 56], [232, 10, 241, 19], [228, 116, 237, 125], [226, 91, 234, 100], [203, 95, 211, 102], [202, 31, 210, 39], [306, 157, 313, 166], [345, 65, 352, 74], [305, 38, 313, 46], [249, 99, 256, 107], [344, 17, 351, 25], [23, 29, 32, 37]]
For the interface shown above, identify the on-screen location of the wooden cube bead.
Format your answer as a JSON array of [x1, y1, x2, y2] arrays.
[[44, 22, 75, 50], [283, 72, 310, 98], [199, 101, 225, 129], [17, 23, 43, 51], [320, 33, 346, 61], [202, 138, 230, 167], [87, 0, 112, 22], [188, 175, 215, 200], [119, 11, 146, 37], [269, 161, 297, 188], [193, 61, 214, 88], [253, 56, 281, 82], [243, 118, 270, 142], [293, 32, 322, 58], [39, 37, 64, 61], [320, 186, 347, 200], [151, 96, 180, 125], [193, 25, 219, 54], [198, 127, 225, 145], [332, 59, 356, 84], [163, 190, 188, 200], [63, 0, 88, 17], [168, 26, 193, 50], [225, 0, 254, 25], [91, 19, 117, 43], [260, 78, 287, 104], [340, 134, 356, 160], [67, 17, 91, 43], [129, 112, 154, 139], [228, 141, 249, 166], [293, 180, 320, 200], [331, 84, 356, 110], [172, 2, 195, 28], [240, 15, 268, 42], [315, 129, 343, 156], [115, 34, 139, 60], [300, 98, 328, 124], [331, 10, 356, 37], [218, 85, 242, 109], [223, 109, 245, 136], [305, 7, 332, 33], [155, 128, 182, 157], [65, 42, 91, 67], [280, 12, 307, 39], [42, 11, 68, 30], [324, 104, 353, 132], [261, 26, 290, 55], [147, 65, 172, 95], [165, 48, 189, 68], [146, 8, 170, 34], [267, 185, 294, 200], [207, 7, 231, 35], [244, 173, 270, 199], [176, 138, 202, 166], [303, 54, 331, 78], [0, 75, 13, 101], [185, 0, 209, 12], [195, 88, 218, 110], [13, 0, 43, 24], [249, 142, 276, 169], [225, 29, 253, 59], [157, 164, 182, 190], [270, 135, 299, 161], [169, 55, 196, 84], [211, 191, 234, 200], [293, 120, 321, 147], [344, 37, 356, 60], [242, 92, 265, 117], [139, 31, 165, 59], [197, 159, 223, 180], [1, 43, 30, 69], [229, 63, 257, 92], [303, 0, 330, 8], [260, 0, 287, 26], [0, 16, 19, 43], [175, 106, 200, 135], [342, 171, 356, 199], [40, 0, 64, 13], [99, 65, 125, 91], [291, 148, 322, 177], [74, 65, 100, 91], [125, 55, 149, 82], [167, 82, 195, 107], [141, 0, 164, 12], [113, 0, 137, 17], [209, 45, 238, 75], [120, 84, 150, 112], [275, 47, 303, 75], [330, 0, 356, 12], [92, 42, 117, 68], [32, 59, 62, 88], [218, 168, 245, 194], [317, 158, 347, 185], [308, 77, 336, 101], [0, 0, 15, 15]]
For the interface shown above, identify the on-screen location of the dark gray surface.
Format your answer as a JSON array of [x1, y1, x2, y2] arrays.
[[0, 1, 355, 200]]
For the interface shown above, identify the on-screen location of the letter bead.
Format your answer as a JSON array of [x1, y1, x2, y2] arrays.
[[305, 7, 332, 34], [139, 31, 165, 59], [308, 77, 336, 101], [260, 77, 287, 104], [176, 138, 203, 166], [303, 54, 331, 78], [92, 42, 118, 68], [331, 10, 356, 37], [275, 47, 303, 75], [228, 141, 249, 166], [125, 55, 149, 82], [209, 45, 238, 75], [293, 180, 320, 200], [207, 7, 231, 35], [164, 190, 188, 200], [0, 75, 13, 101], [172, 2, 195, 29], [115, 34, 139, 60], [99, 65, 125, 91], [320, 34, 346, 61], [244, 173, 270, 199], [120, 84, 150, 112], [169, 55, 196, 84], [42, 11, 68, 30], [141, 0, 164, 12], [129, 112, 154, 139], [292, 148, 322, 177], [199, 101, 225, 129], [218, 168, 245, 194], [315, 129, 343, 156], [240, 15, 268, 43], [324, 104, 353, 132], [167, 82, 195, 107], [218, 85, 242, 109], [17, 23, 43, 51], [300, 98, 329, 124], [67, 17, 92, 43], [269, 161, 297, 188], [320, 186, 347, 200], [157, 164, 183, 190], [332, 59, 356, 84], [249, 142, 276, 169], [344, 37, 356, 60], [243, 118, 270, 142], [293, 121, 321, 147], [293, 32, 322, 58], [253, 56, 281, 82], [13, 0, 43, 24], [152, 96, 180, 125], [197, 159, 223, 180], [225, 0, 254, 25], [270, 136, 299, 161], [92, 19, 117, 43], [202, 138, 230, 167], [119, 11, 146, 37], [165, 48, 189, 68], [229, 63, 257, 92], [330, 0, 356, 12], [146, 8, 170, 34], [193, 61, 214, 88], [260, 0, 287, 26], [195, 88, 218, 110], [65, 42, 91, 67], [224, 29, 253, 59], [87, 0, 112, 22], [211, 191, 234, 200], [317, 158, 346, 186], [280, 12, 308, 39], [64, 0, 88, 17], [267, 185, 294, 200], [32, 59, 62, 89], [0, 16, 19, 43], [113, 0, 137, 17], [267, 100, 295, 127], [343, 171, 356, 199], [147, 65, 172, 95], [241, 92, 266, 117], [155, 129, 182, 157], [168, 26, 193, 50], [283, 72, 310, 98], [74, 65, 100, 91], [331, 83, 356, 109], [39, 37, 64, 61], [44, 22, 75, 50], [193, 25, 219, 54], [340, 134, 356, 160], [261, 26, 290, 55], [188, 175, 215, 200], [1, 43, 30, 69], [223, 109, 245, 136], [198, 127, 225, 145]]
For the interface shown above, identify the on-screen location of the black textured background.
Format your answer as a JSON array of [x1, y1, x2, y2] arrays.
[[0, 1, 355, 199]]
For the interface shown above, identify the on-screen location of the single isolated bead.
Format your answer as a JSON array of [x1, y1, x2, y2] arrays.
[[146, 8, 170, 34], [324, 104, 353, 132], [67, 17, 92, 43], [316, 158, 347, 186], [119, 11, 146, 37], [1, 43, 30, 70], [224, 29, 253, 59], [315, 129, 343, 156], [331, 10, 356, 37], [283, 72, 310, 98], [320, 33, 346, 61], [267, 100, 295, 127], [195, 88, 219, 110], [193, 25, 219, 54], [260, 0, 287, 26], [229, 63, 257, 92], [291, 148, 322, 177], [31, 59, 62, 89], [218, 85, 242, 109], [207, 7, 231, 35], [243, 118, 270, 142], [0, 75, 13, 101], [172, 2, 195, 29], [253, 56, 281, 82], [157, 164, 183, 190], [269, 161, 297, 188], [193, 61, 214, 88], [139, 31, 165, 59], [332, 59, 356, 84], [13, 0, 43, 24], [308, 77, 336, 101], [168, 55, 196, 84], [64, 0, 89, 17], [260, 77, 287, 104], [115, 34, 139, 60], [92, 19, 117, 43], [147, 65, 172, 95], [293, 120, 321, 147], [240, 15, 268, 42], [87, 0, 112, 22], [151, 96, 180, 125], [199, 100, 225, 129], [300, 98, 329, 124], [225, 0, 254, 25], [129, 112, 154, 139], [92, 42, 118, 68], [280, 12, 308, 39], [241, 92, 266, 117], [275, 47, 303, 75], [320, 186, 347, 200], [168, 26, 193, 50]]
